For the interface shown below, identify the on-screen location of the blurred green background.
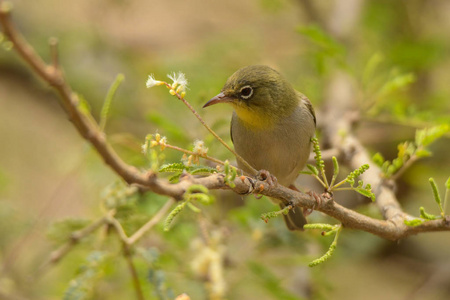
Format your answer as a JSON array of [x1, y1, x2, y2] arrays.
[[1, 0, 450, 299]]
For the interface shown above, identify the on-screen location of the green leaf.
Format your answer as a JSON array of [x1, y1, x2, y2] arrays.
[[354, 188, 376, 202], [344, 164, 370, 186], [304, 223, 335, 231], [446, 176, 450, 190], [63, 251, 108, 300], [186, 184, 209, 194], [100, 73, 124, 131], [137, 247, 175, 299], [299, 170, 314, 175], [330, 156, 339, 187], [362, 52, 384, 86], [308, 225, 341, 267], [223, 160, 237, 188], [372, 152, 385, 167], [159, 162, 186, 173], [415, 124, 449, 147], [306, 164, 319, 176], [404, 219, 425, 227], [168, 172, 182, 183], [188, 193, 213, 205], [419, 207, 439, 220], [164, 201, 186, 231], [190, 167, 217, 175], [187, 202, 201, 213], [160, 164, 216, 179], [261, 205, 293, 223], [77, 94, 91, 115], [381, 160, 390, 175], [415, 149, 432, 158], [429, 178, 443, 213], [379, 72, 415, 96]]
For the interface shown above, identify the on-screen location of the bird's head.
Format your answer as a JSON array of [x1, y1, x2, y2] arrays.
[[203, 65, 298, 129]]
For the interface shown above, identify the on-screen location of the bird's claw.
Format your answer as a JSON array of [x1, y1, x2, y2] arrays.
[[256, 169, 278, 187], [307, 190, 330, 210]]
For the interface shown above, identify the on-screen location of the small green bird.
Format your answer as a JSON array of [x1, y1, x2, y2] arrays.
[[203, 65, 316, 230]]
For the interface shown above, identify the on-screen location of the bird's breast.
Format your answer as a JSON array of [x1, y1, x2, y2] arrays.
[[231, 106, 315, 186]]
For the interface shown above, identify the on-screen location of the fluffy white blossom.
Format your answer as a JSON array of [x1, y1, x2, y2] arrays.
[[167, 72, 188, 93], [141, 142, 148, 154], [146, 74, 164, 88], [192, 140, 208, 156]]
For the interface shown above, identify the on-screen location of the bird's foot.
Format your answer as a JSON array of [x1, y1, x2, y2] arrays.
[[256, 169, 278, 187], [307, 190, 325, 210]]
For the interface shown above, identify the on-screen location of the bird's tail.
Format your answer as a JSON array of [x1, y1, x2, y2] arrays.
[[280, 202, 307, 231]]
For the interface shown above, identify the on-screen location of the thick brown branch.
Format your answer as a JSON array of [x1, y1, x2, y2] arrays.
[[144, 173, 450, 241]]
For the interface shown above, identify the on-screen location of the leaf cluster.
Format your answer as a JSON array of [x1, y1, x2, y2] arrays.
[[302, 138, 375, 201], [405, 176, 450, 226], [304, 224, 342, 267], [159, 162, 217, 183], [373, 125, 449, 179], [164, 184, 214, 231], [63, 251, 108, 300]]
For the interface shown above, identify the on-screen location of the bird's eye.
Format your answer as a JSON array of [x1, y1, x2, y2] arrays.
[[239, 86, 253, 99]]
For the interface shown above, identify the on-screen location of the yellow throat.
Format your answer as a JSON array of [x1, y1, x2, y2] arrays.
[[232, 103, 275, 130]]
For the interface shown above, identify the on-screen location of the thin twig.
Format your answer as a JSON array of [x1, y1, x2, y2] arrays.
[[106, 199, 174, 245], [164, 144, 230, 170], [107, 216, 130, 242], [127, 199, 175, 244], [122, 243, 145, 300], [390, 155, 418, 182]]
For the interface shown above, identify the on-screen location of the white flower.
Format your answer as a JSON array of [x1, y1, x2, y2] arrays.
[[141, 142, 148, 154], [167, 72, 188, 93], [192, 140, 208, 156], [158, 136, 167, 151], [146, 74, 164, 88]]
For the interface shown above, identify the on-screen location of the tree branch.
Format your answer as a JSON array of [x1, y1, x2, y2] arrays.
[[122, 242, 145, 300]]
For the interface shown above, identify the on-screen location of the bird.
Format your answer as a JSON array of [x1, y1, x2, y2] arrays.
[[203, 65, 316, 230]]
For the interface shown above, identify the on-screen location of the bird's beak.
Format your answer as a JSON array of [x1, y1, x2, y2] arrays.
[[203, 92, 233, 108]]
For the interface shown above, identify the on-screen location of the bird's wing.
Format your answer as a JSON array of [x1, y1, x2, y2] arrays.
[[297, 92, 316, 126], [230, 123, 234, 144], [230, 112, 237, 144]]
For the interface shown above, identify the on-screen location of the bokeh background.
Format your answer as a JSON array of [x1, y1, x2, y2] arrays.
[[1, 0, 450, 299]]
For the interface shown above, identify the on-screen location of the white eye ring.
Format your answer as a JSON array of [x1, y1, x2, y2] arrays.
[[239, 85, 253, 99]]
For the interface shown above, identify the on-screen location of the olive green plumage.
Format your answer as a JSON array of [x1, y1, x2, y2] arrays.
[[204, 65, 316, 230]]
